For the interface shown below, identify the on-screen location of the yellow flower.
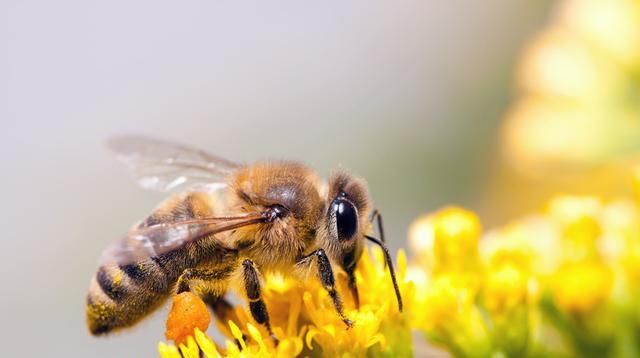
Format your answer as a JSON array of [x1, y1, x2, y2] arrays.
[[551, 261, 613, 313], [483, 261, 530, 314], [411, 1, 640, 355], [559, 0, 640, 67], [501, 0, 640, 173], [622, 238, 640, 284], [410, 206, 482, 277], [158, 329, 220, 358], [410, 207, 492, 357], [481, 225, 546, 355], [414, 275, 491, 358], [303, 249, 413, 357], [547, 195, 603, 262], [516, 27, 620, 101], [158, 248, 413, 357], [407, 187, 640, 357], [153, 191, 640, 357]]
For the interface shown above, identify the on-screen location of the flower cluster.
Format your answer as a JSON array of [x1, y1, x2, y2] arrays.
[[158, 247, 414, 357], [408, 190, 640, 357], [157, 189, 640, 357], [501, 0, 640, 174]]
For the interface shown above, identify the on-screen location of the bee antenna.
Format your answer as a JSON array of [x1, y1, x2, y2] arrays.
[[365, 235, 403, 312]]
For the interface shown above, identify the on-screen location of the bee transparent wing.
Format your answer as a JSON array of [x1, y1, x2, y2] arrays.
[[107, 135, 241, 192], [102, 213, 266, 266]]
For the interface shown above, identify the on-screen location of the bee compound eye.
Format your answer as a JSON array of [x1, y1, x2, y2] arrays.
[[331, 199, 358, 241], [266, 204, 287, 222]]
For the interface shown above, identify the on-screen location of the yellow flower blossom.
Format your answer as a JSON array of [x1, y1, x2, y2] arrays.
[[415, 275, 491, 358], [547, 196, 602, 262], [407, 180, 640, 357], [559, 0, 640, 67], [551, 261, 613, 313], [481, 223, 542, 356], [409, 206, 482, 278], [250, 2, 640, 356], [158, 247, 413, 358], [154, 191, 640, 357], [483, 255, 531, 314], [409, 207, 491, 357], [501, 0, 640, 173], [516, 27, 619, 101]]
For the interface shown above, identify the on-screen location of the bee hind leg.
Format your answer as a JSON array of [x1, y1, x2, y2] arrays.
[[297, 249, 353, 328], [175, 268, 242, 322], [176, 268, 230, 294], [176, 268, 252, 349], [242, 259, 279, 346]]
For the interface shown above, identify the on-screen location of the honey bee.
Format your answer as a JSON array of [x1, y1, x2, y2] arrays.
[[86, 136, 402, 341]]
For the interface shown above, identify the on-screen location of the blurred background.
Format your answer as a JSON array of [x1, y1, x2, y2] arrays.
[[0, 0, 570, 356]]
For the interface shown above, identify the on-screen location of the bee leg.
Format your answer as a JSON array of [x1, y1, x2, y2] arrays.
[[365, 235, 404, 312], [367, 210, 403, 312], [369, 209, 386, 244], [242, 259, 279, 345], [369, 208, 388, 270], [177, 269, 207, 294], [298, 249, 354, 328], [176, 268, 231, 294], [347, 269, 360, 309], [177, 269, 252, 349]]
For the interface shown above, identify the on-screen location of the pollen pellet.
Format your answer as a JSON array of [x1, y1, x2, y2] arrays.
[[165, 292, 211, 345]]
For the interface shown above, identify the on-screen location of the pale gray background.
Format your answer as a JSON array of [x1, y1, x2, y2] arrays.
[[1, 1, 551, 356]]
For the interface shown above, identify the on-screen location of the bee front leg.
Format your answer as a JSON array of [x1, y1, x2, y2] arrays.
[[242, 259, 279, 345], [346, 268, 360, 310], [298, 249, 354, 328], [369, 208, 386, 244], [369, 208, 388, 269]]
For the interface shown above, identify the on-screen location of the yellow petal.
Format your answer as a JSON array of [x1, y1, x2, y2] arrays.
[[194, 328, 220, 358], [247, 323, 268, 352], [366, 333, 386, 349], [178, 336, 200, 358], [305, 328, 319, 350], [158, 342, 181, 358], [286, 291, 302, 336], [228, 320, 247, 350], [225, 339, 241, 357], [322, 324, 336, 337]]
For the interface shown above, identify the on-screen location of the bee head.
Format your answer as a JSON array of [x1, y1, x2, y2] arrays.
[[323, 170, 371, 270], [228, 162, 325, 257]]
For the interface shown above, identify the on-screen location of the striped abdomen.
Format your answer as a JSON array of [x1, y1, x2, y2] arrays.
[[86, 254, 175, 334], [86, 192, 236, 335]]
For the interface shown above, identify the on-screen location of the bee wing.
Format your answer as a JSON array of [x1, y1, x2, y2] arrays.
[[107, 135, 241, 192], [102, 213, 265, 266]]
